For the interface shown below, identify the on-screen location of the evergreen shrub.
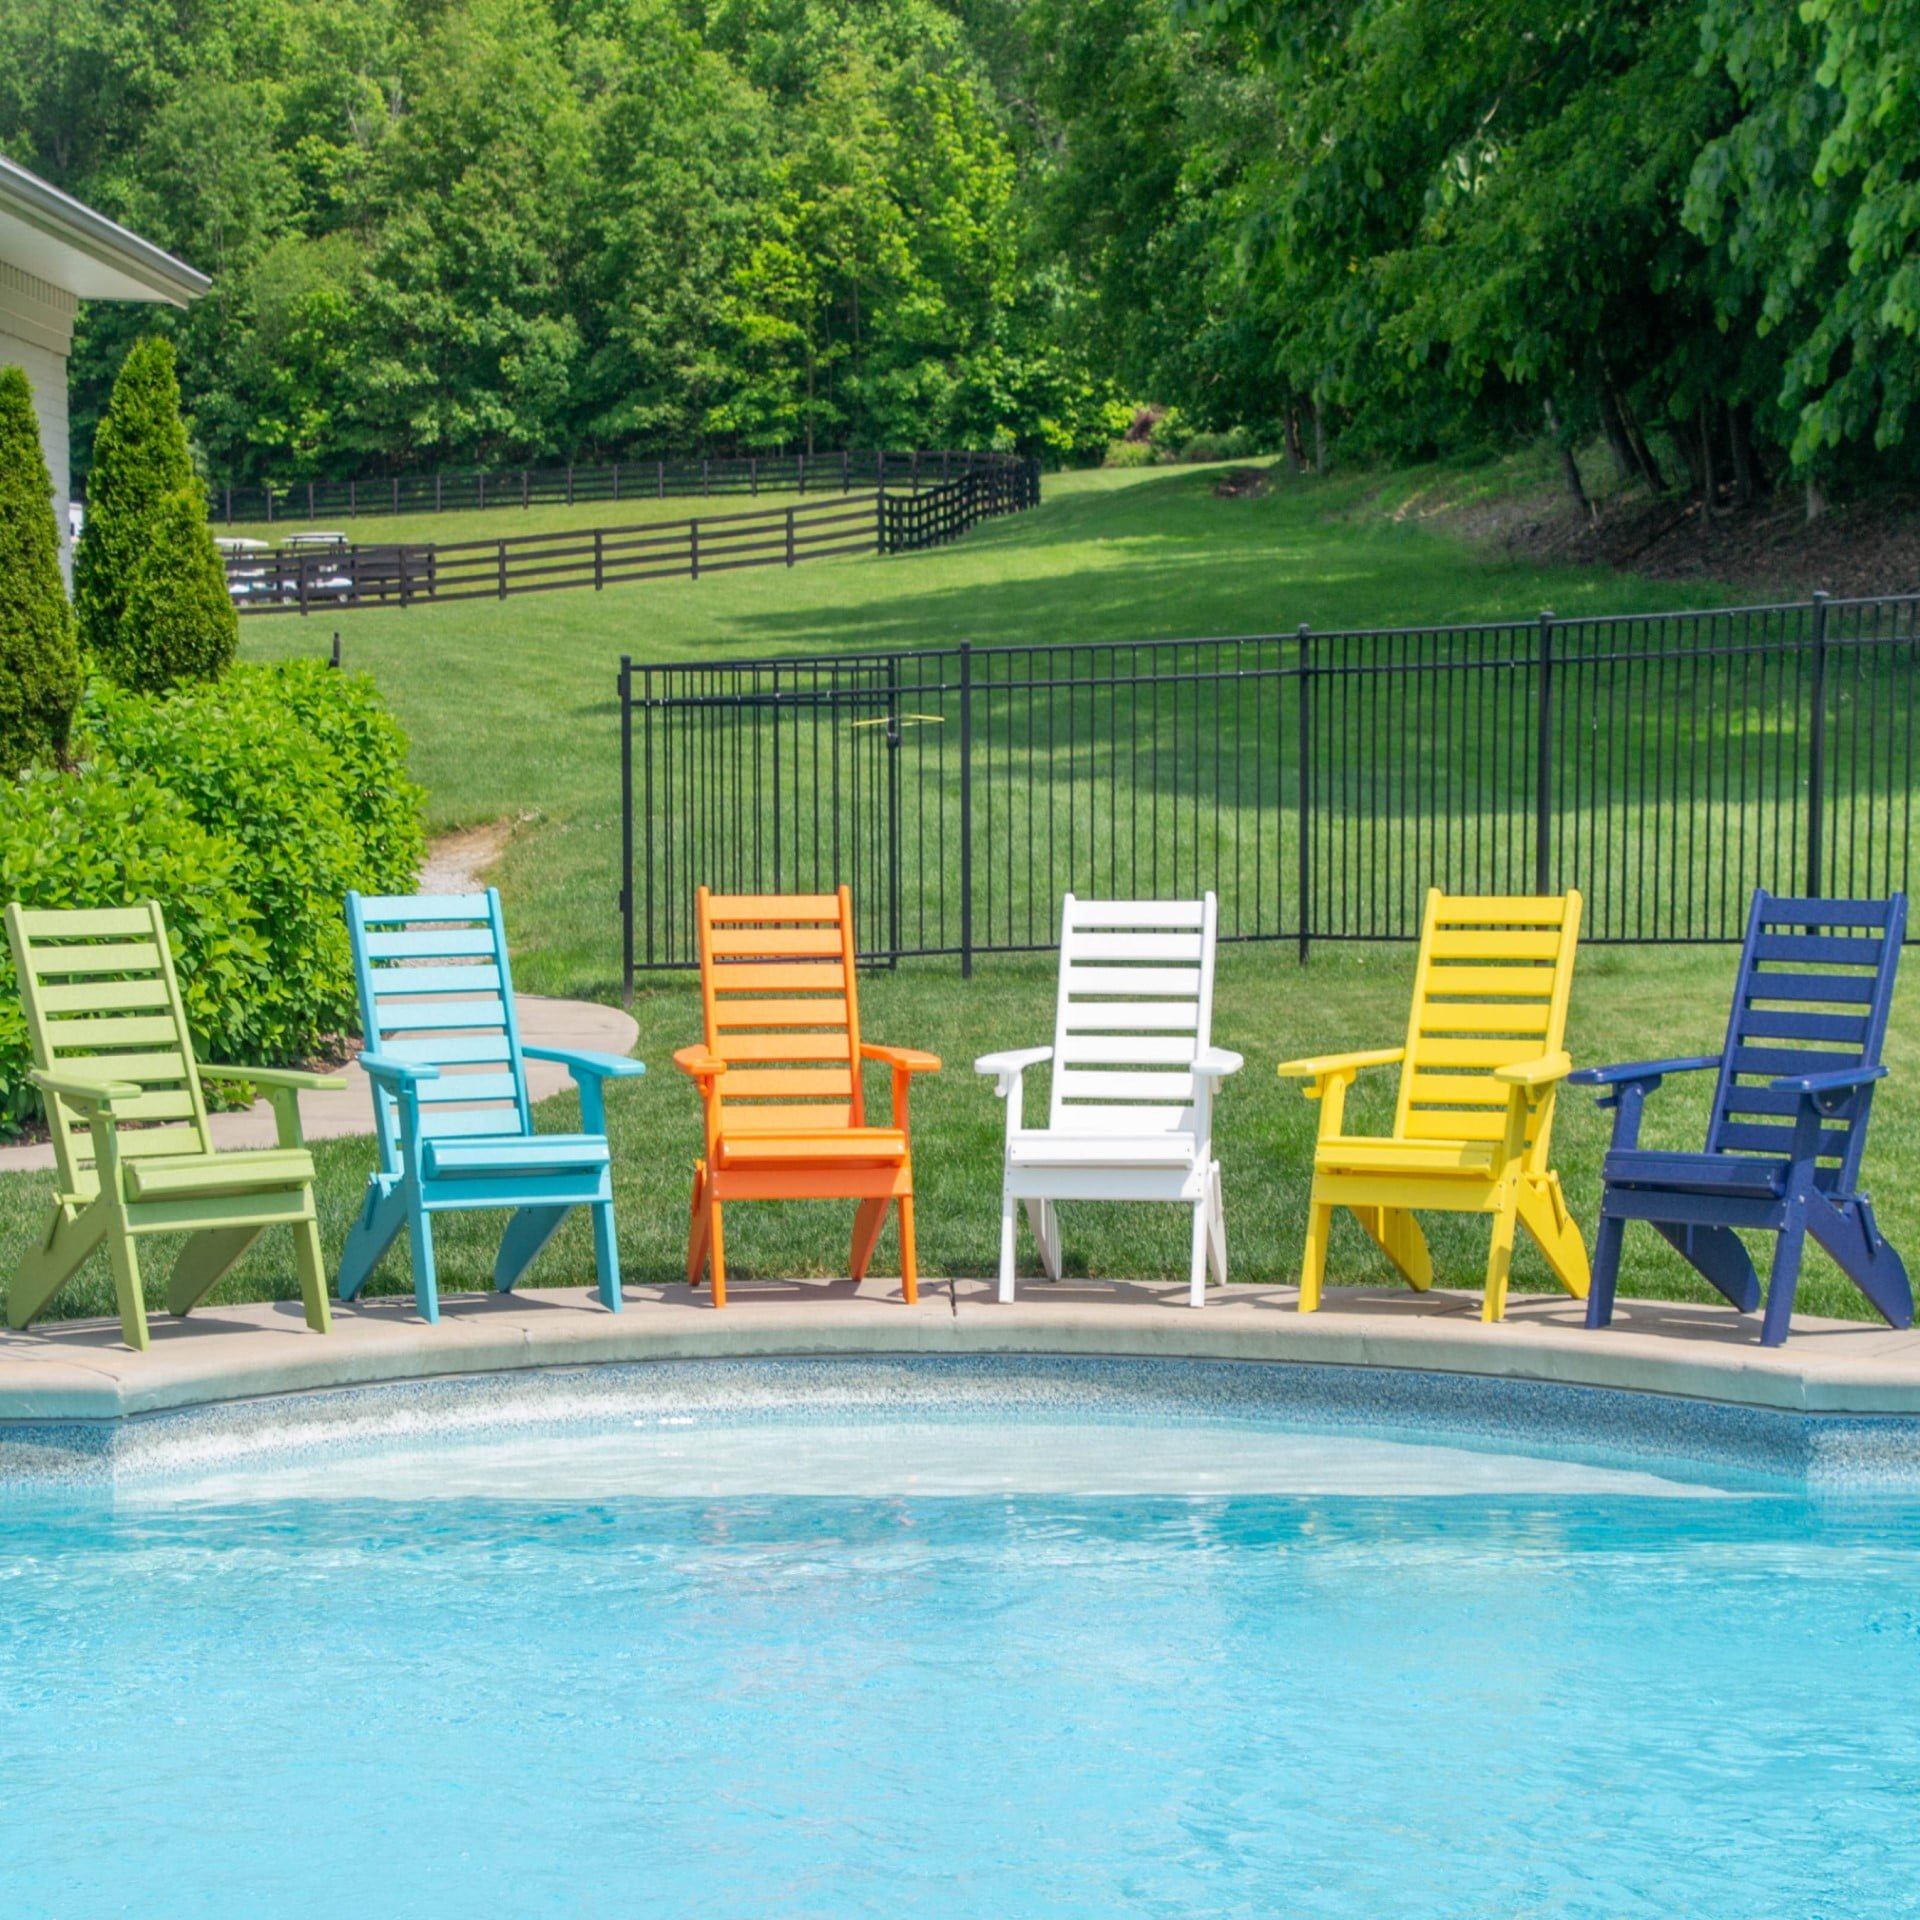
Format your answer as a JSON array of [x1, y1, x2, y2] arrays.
[[0, 366, 82, 776], [74, 337, 237, 690]]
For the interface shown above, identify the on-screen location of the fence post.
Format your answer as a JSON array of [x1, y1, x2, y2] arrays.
[[1535, 609, 1555, 896], [702, 457, 710, 496], [841, 449, 849, 492], [751, 456, 759, 496], [657, 459, 664, 498], [595, 528, 604, 591], [690, 520, 700, 581], [265, 485, 274, 524], [619, 655, 635, 1007], [349, 478, 357, 518], [223, 487, 232, 524], [436, 472, 443, 514], [612, 461, 621, 503], [522, 469, 529, 509], [1807, 589, 1830, 897], [1297, 624, 1311, 965], [786, 507, 796, 567], [497, 539, 506, 599], [959, 641, 974, 979], [329, 630, 341, 669], [478, 473, 486, 511], [307, 481, 315, 518], [392, 477, 399, 513], [298, 554, 309, 617]]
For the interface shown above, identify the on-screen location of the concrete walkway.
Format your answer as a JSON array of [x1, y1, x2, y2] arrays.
[[3, 1281, 1919, 1421], [0, 995, 641, 1174]]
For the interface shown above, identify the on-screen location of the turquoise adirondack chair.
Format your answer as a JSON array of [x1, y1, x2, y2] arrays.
[[336, 890, 644, 1321]]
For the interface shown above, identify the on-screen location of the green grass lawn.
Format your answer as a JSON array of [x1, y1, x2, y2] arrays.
[[19, 456, 1891, 1329]]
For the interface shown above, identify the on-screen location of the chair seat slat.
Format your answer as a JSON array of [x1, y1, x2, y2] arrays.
[[1064, 931, 1205, 963], [1058, 1001, 1200, 1031], [1751, 931, 1887, 966], [711, 997, 851, 1029], [367, 964, 505, 997], [1061, 965, 1201, 997], [362, 928, 498, 961], [1406, 1072, 1518, 1107], [719, 1067, 855, 1099], [706, 925, 843, 957]]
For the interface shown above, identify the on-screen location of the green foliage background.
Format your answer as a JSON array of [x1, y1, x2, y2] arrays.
[[0, 0, 1914, 494], [0, 661, 426, 1128]]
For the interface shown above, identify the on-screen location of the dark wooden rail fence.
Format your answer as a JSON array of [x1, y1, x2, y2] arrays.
[[228, 493, 891, 614], [206, 447, 1023, 527], [879, 460, 1042, 552]]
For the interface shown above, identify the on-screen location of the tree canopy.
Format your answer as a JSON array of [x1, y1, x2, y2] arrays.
[[0, 0, 1914, 499]]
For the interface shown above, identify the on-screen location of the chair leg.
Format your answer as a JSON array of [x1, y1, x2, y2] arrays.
[[591, 1201, 622, 1314], [1517, 1179, 1590, 1302], [1357, 1206, 1432, 1291], [708, 1199, 727, 1309], [1188, 1199, 1209, 1309], [1651, 1221, 1760, 1314], [9, 1202, 106, 1330], [999, 1192, 1018, 1304], [105, 1226, 150, 1353], [1206, 1164, 1228, 1287], [1586, 1211, 1626, 1328], [1760, 1196, 1812, 1347], [167, 1225, 264, 1319], [687, 1162, 710, 1288], [1024, 1199, 1062, 1282], [338, 1182, 408, 1302], [408, 1206, 440, 1324], [1482, 1192, 1520, 1323], [1806, 1194, 1912, 1331], [1298, 1196, 1333, 1313], [293, 1213, 332, 1334], [495, 1205, 571, 1293], [897, 1193, 919, 1306], [851, 1197, 891, 1281]]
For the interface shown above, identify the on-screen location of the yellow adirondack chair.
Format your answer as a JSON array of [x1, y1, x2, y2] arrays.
[[1277, 889, 1589, 1322]]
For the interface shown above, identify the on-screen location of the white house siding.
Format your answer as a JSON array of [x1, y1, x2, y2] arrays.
[[0, 258, 77, 572]]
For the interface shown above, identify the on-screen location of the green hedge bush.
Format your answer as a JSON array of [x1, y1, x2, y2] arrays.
[[0, 766, 267, 1133], [0, 660, 425, 1130]]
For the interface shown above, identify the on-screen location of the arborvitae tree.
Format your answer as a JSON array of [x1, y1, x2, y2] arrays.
[[0, 365, 83, 775], [73, 336, 210, 683], [115, 488, 238, 691]]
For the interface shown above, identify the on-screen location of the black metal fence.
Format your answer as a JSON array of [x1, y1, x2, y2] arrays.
[[617, 593, 1920, 992], [202, 448, 1022, 527]]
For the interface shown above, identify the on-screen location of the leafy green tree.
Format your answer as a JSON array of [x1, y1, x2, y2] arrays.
[[71, 335, 201, 676], [0, 365, 82, 775]]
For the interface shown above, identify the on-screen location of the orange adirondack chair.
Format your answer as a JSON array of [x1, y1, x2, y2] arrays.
[[674, 887, 940, 1306]]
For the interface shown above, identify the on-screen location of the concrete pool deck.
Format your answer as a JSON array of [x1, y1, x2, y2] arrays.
[[4, 1279, 1920, 1423]]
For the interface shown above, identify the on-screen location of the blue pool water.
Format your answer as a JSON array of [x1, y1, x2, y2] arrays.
[[5, 1398, 1920, 1917]]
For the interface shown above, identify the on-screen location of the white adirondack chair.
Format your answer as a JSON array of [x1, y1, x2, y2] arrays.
[[975, 894, 1242, 1307]]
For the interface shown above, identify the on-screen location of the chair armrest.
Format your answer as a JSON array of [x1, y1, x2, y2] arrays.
[[200, 1063, 349, 1093], [357, 1052, 440, 1088], [1773, 1062, 1887, 1114], [524, 1044, 646, 1081], [1491, 1051, 1572, 1090], [30, 1067, 140, 1111], [1193, 1047, 1243, 1079], [861, 1044, 941, 1073], [1567, 1056, 1720, 1088], [1276, 1047, 1403, 1081], [975, 1046, 1051, 1081], [673, 1046, 728, 1081]]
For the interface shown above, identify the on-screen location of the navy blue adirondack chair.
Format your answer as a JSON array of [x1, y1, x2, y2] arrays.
[[1572, 890, 1909, 1346], [337, 890, 645, 1322]]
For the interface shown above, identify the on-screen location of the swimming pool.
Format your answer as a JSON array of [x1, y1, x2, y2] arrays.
[[5, 1358, 1919, 1917]]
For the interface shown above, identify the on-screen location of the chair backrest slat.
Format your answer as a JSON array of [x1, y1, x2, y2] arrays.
[[1049, 895, 1216, 1137], [346, 889, 530, 1172], [698, 886, 862, 1132], [1706, 890, 1905, 1189], [1396, 891, 1582, 1155], [5, 899, 211, 1194]]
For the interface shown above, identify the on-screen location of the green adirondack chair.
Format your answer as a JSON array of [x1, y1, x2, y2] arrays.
[[6, 901, 341, 1350]]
